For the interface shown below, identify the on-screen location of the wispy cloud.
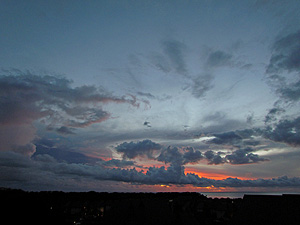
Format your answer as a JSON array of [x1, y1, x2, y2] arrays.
[[205, 50, 233, 68], [162, 39, 188, 76], [0, 70, 143, 153]]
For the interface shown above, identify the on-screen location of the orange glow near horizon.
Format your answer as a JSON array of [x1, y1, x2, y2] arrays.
[[184, 168, 230, 180], [184, 168, 252, 181], [147, 184, 239, 193]]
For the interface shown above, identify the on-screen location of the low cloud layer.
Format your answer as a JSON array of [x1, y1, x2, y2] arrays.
[[0, 151, 299, 190]]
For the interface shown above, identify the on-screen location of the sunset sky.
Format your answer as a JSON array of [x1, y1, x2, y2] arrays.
[[1, 0, 300, 192]]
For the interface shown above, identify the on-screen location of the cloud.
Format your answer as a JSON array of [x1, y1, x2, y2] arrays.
[[265, 30, 300, 103], [1, 151, 299, 190], [278, 80, 300, 102], [12, 143, 36, 156], [116, 137, 267, 167], [190, 74, 214, 98], [182, 147, 204, 165], [264, 116, 300, 146], [157, 146, 184, 166], [148, 53, 171, 73], [115, 141, 204, 167], [143, 121, 151, 127], [55, 126, 76, 135], [225, 147, 269, 165], [266, 30, 300, 74], [162, 39, 188, 76], [203, 132, 268, 165], [204, 150, 226, 165], [98, 159, 135, 168], [0, 71, 143, 152], [202, 128, 268, 165], [208, 131, 243, 145], [264, 106, 286, 124], [206, 50, 233, 68], [137, 92, 156, 99], [0, 124, 36, 152], [0, 72, 140, 128], [115, 139, 162, 159], [32, 140, 98, 164], [137, 91, 172, 101], [156, 146, 204, 166], [149, 39, 215, 99]]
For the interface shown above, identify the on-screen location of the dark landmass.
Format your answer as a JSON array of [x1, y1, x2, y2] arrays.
[[1, 188, 300, 225]]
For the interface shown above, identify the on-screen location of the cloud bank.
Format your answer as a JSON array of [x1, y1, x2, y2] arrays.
[[0, 151, 299, 191]]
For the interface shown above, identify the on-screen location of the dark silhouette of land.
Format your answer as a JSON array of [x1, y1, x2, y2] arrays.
[[1, 188, 300, 225]]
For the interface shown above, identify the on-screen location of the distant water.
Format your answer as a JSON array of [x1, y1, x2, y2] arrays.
[[202, 192, 300, 199]]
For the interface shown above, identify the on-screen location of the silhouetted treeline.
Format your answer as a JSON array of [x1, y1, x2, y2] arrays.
[[231, 194, 300, 225], [1, 188, 300, 225]]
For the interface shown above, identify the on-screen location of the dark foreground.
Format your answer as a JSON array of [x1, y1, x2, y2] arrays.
[[1, 188, 300, 225]]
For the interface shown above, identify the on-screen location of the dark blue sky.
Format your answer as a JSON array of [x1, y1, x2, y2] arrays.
[[1, 0, 300, 192]]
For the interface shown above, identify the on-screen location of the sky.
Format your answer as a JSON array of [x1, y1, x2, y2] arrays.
[[1, 0, 300, 193]]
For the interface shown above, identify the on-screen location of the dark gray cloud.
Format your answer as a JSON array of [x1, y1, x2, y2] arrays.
[[265, 30, 300, 103], [115, 139, 162, 159], [225, 148, 269, 165], [157, 146, 184, 166], [206, 128, 261, 146], [125, 145, 204, 166], [199, 147, 268, 165], [206, 50, 233, 68], [32, 141, 97, 164], [116, 137, 267, 166], [143, 121, 151, 127], [204, 150, 226, 165], [162, 39, 188, 76], [264, 106, 286, 124], [208, 131, 243, 145], [267, 30, 300, 74], [182, 147, 204, 165], [264, 116, 300, 146], [137, 92, 156, 99], [201, 128, 269, 165], [267, 75, 300, 104], [278, 80, 300, 102], [115, 141, 205, 167]]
